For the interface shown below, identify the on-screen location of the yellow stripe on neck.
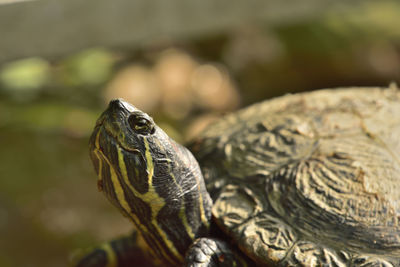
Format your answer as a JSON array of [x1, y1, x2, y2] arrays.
[[117, 143, 182, 264], [169, 170, 196, 241], [100, 243, 117, 267], [144, 140, 154, 186], [94, 131, 103, 184]]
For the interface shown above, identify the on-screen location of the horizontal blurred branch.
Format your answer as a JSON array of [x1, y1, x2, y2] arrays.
[[0, 0, 36, 4], [0, 0, 367, 63]]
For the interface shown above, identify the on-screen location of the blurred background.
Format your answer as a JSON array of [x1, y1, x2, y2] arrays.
[[0, 0, 400, 266]]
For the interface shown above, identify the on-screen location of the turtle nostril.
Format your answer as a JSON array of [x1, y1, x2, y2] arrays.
[[108, 99, 136, 113], [108, 99, 125, 110]]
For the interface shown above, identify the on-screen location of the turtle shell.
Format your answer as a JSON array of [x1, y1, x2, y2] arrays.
[[191, 87, 400, 266]]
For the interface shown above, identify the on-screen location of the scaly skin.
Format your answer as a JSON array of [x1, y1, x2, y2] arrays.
[[76, 86, 400, 266]]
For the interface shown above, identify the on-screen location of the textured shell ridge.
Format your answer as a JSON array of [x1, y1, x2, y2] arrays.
[[191, 87, 400, 264]]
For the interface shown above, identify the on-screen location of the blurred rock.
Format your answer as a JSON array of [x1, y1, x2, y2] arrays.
[[105, 48, 240, 119], [155, 49, 198, 119], [155, 48, 240, 118], [191, 64, 240, 111], [104, 65, 160, 112]]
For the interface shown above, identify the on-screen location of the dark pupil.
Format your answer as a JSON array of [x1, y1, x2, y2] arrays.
[[135, 119, 147, 129], [128, 115, 152, 134]]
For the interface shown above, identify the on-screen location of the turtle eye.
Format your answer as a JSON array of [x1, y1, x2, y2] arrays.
[[128, 114, 155, 135]]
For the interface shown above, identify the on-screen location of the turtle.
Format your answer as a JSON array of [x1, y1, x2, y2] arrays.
[[77, 86, 400, 266]]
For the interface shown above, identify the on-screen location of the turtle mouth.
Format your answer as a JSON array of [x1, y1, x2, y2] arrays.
[[89, 124, 145, 201], [89, 123, 140, 179]]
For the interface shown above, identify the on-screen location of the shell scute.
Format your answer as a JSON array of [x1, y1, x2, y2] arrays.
[[192, 87, 400, 264]]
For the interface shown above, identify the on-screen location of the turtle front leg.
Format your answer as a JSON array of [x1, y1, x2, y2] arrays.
[[72, 231, 153, 267], [185, 238, 250, 267]]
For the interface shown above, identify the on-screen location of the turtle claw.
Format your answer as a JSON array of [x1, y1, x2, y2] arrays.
[[185, 238, 247, 267]]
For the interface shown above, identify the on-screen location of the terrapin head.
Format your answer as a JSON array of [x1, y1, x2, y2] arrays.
[[89, 99, 212, 265], [90, 100, 156, 203], [83, 87, 400, 267]]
